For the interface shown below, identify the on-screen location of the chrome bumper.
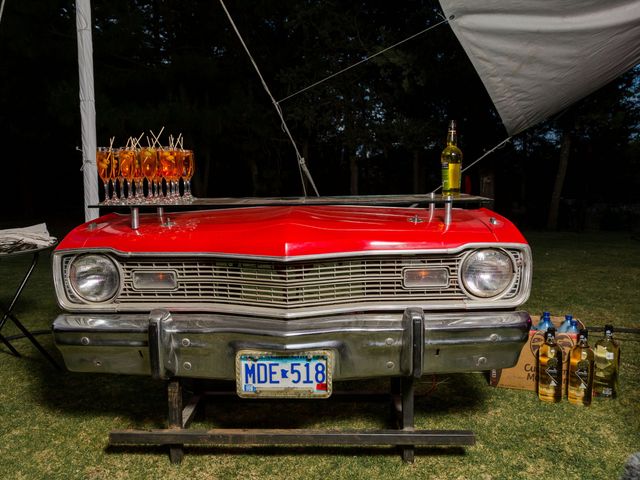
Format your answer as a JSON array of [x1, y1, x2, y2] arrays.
[[52, 309, 531, 380]]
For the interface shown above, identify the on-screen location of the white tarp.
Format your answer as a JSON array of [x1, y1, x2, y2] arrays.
[[439, 0, 640, 135], [76, 0, 99, 221], [0, 224, 56, 248]]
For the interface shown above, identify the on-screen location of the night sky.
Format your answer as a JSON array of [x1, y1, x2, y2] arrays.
[[1, 2, 638, 235]]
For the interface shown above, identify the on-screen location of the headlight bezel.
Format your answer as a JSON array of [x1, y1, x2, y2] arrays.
[[68, 253, 121, 303], [459, 248, 517, 300]]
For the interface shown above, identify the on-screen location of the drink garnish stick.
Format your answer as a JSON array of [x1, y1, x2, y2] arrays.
[[135, 132, 145, 148], [150, 127, 165, 149]]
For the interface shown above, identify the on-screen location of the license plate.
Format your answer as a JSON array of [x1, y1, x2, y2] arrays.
[[236, 350, 333, 398]]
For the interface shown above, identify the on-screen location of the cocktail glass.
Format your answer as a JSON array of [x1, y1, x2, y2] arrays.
[[132, 149, 144, 200], [158, 148, 177, 202], [168, 149, 182, 201], [119, 148, 136, 203], [97, 147, 114, 204], [181, 149, 195, 201], [139, 147, 158, 201]]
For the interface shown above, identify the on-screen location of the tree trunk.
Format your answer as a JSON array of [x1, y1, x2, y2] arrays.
[[547, 128, 572, 230], [412, 150, 421, 193], [302, 140, 310, 195], [349, 150, 359, 195], [248, 156, 259, 196]]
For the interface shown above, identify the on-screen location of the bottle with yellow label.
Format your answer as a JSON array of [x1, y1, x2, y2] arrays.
[[567, 329, 594, 406], [441, 120, 463, 196], [536, 327, 563, 402], [593, 324, 620, 398]]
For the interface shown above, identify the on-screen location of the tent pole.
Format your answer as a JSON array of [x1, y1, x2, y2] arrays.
[[76, 0, 99, 222]]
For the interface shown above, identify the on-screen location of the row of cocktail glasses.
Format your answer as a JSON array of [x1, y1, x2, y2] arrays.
[[97, 146, 194, 204]]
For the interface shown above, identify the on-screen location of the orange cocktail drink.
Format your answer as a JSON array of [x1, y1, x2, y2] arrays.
[[118, 148, 136, 200], [139, 147, 158, 199], [97, 147, 115, 203]]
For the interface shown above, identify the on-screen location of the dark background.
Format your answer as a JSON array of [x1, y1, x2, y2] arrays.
[[1, 0, 638, 234]]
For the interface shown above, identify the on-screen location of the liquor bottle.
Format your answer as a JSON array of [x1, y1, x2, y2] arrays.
[[533, 311, 553, 331], [567, 329, 594, 406], [536, 327, 563, 402], [593, 324, 621, 398], [441, 120, 463, 196]]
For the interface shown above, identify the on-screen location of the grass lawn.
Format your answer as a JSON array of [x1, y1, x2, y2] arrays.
[[0, 230, 638, 479]]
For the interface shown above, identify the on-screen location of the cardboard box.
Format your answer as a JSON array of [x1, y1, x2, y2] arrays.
[[489, 316, 584, 392]]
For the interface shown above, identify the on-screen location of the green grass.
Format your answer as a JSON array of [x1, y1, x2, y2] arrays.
[[0, 231, 638, 479]]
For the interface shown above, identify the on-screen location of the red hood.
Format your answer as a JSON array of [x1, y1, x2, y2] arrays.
[[56, 206, 527, 258]]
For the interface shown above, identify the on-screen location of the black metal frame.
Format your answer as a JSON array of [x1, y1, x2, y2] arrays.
[[109, 310, 475, 463], [0, 247, 60, 369], [90, 193, 493, 231], [91, 193, 491, 209]]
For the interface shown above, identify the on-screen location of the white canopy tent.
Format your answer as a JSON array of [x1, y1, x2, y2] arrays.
[[75, 1, 640, 221], [439, 0, 640, 136]]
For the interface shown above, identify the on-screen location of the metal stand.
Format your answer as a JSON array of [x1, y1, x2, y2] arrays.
[[92, 194, 493, 232], [0, 248, 60, 369], [110, 378, 475, 464], [110, 310, 474, 463]]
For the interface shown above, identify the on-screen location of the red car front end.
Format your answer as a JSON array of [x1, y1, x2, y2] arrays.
[[52, 202, 531, 398]]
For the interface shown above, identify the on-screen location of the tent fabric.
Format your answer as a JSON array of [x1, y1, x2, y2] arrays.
[[439, 0, 640, 135], [76, 0, 99, 222]]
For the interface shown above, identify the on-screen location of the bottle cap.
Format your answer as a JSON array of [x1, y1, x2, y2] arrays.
[[579, 329, 588, 339], [545, 327, 556, 339], [543, 311, 551, 318], [604, 324, 614, 335], [564, 314, 573, 321]]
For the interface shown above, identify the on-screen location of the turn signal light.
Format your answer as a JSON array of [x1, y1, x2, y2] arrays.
[[403, 268, 449, 288], [132, 271, 177, 290]]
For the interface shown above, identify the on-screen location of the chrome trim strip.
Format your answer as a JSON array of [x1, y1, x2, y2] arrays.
[[54, 242, 530, 262]]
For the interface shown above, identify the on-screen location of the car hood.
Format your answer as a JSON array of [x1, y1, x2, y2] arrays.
[[56, 205, 527, 258]]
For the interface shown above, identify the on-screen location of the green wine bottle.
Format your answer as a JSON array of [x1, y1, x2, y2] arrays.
[[441, 120, 463, 196]]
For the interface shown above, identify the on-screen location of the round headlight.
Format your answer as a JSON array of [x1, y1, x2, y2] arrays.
[[69, 254, 120, 302], [461, 249, 514, 298]]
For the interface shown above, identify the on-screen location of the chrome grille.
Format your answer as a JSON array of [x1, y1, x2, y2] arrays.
[[60, 248, 528, 316], [117, 256, 465, 307]]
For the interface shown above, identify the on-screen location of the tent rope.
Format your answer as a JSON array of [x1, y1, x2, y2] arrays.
[[431, 136, 512, 194], [278, 16, 450, 104], [218, 0, 319, 197], [216, 4, 505, 198]]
